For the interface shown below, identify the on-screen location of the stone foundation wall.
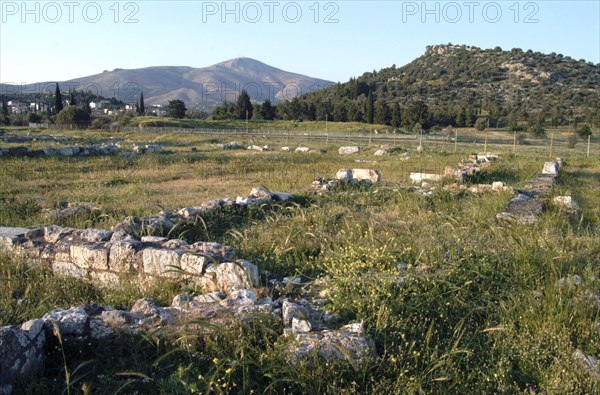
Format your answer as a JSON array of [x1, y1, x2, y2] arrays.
[[0, 225, 258, 294], [496, 159, 563, 224]]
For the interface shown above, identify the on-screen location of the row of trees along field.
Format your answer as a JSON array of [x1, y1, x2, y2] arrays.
[[209, 90, 596, 138]]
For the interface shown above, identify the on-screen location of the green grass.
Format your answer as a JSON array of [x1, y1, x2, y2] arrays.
[[0, 129, 599, 393], [133, 116, 391, 134]]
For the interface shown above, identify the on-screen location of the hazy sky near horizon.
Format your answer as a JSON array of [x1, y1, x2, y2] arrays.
[[1, 0, 599, 84]]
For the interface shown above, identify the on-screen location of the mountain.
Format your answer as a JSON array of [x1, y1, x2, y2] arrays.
[[286, 44, 599, 127], [1, 58, 335, 109]]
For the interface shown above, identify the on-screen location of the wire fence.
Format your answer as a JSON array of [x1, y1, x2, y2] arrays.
[[117, 126, 600, 157], [26, 123, 599, 157]]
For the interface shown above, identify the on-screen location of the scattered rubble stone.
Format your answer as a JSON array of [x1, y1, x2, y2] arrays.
[[553, 196, 579, 212], [287, 322, 375, 365], [410, 173, 444, 183], [133, 144, 164, 154], [338, 146, 360, 155], [0, 278, 375, 388], [558, 274, 583, 287], [0, 320, 45, 393], [0, 143, 121, 158], [247, 145, 271, 152], [222, 142, 246, 150], [574, 350, 600, 378]]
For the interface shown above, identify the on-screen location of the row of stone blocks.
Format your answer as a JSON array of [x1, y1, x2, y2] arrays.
[[0, 225, 259, 293], [496, 159, 563, 225]]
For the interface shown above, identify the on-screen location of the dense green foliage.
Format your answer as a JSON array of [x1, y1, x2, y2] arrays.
[[168, 99, 188, 119], [212, 90, 255, 121], [55, 106, 91, 125]]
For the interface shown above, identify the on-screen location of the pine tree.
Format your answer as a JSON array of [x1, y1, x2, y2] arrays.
[[260, 99, 276, 120], [391, 102, 402, 128], [54, 83, 64, 113], [366, 91, 374, 124], [465, 107, 474, 127], [237, 90, 253, 120], [167, 99, 187, 119], [455, 107, 466, 127], [69, 90, 76, 106], [139, 92, 145, 115], [374, 100, 390, 125], [406, 100, 429, 129]]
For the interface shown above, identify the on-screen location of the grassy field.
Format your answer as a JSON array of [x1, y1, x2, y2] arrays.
[[133, 116, 391, 134], [0, 127, 599, 393]]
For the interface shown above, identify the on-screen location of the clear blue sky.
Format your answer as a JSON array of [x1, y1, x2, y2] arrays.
[[1, 0, 599, 84]]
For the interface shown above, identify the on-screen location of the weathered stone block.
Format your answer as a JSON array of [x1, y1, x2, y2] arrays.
[[249, 187, 273, 200], [287, 323, 375, 364], [291, 317, 312, 333], [80, 228, 113, 243], [141, 248, 183, 277], [70, 244, 109, 270], [42, 307, 89, 336], [214, 260, 259, 293], [553, 196, 579, 212], [42, 226, 75, 243], [282, 301, 310, 327], [108, 240, 139, 272], [352, 169, 381, 183], [52, 261, 88, 278], [89, 271, 120, 286], [0, 227, 29, 248], [542, 161, 559, 175], [0, 322, 45, 391], [180, 253, 209, 275], [410, 172, 443, 183], [339, 146, 360, 155], [336, 169, 353, 182]]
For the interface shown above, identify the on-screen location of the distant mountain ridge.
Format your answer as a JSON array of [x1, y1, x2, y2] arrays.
[[1, 58, 335, 109]]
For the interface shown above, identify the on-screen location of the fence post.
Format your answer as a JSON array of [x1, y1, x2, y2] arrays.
[[454, 129, 458, 153], [513, 131, 517, 153], [587, 135, 591, 158], [484, 130, 489, 153], [549, 132, 554, 159]]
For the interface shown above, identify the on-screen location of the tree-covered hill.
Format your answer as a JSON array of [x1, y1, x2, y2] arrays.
[[277, 44, 599, 129]]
